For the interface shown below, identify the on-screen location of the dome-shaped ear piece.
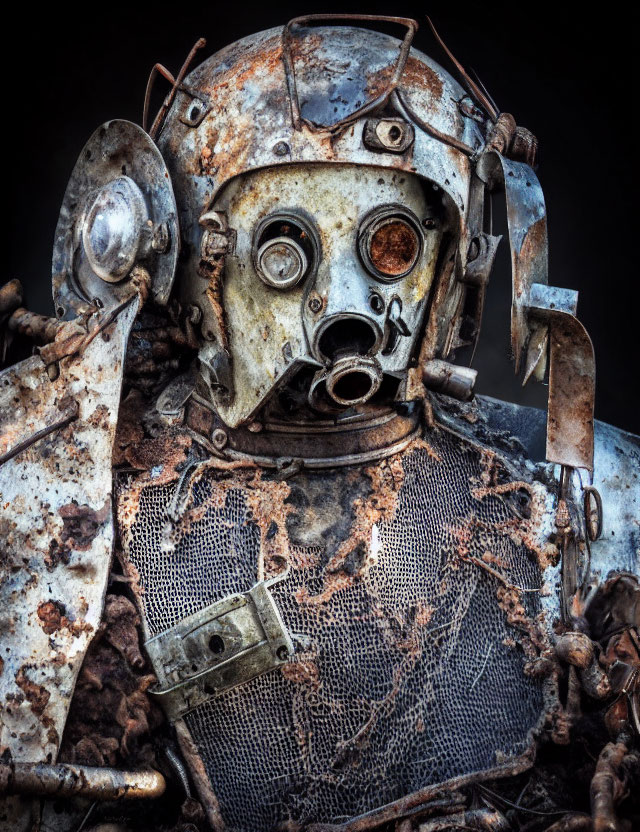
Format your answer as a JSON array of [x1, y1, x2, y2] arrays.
[[52, 120, 178, 320]]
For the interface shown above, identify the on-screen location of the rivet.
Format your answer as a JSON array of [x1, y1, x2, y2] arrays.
[[308, 292, 323, 313], [211, 428, 227, 449], [273, 141, 290, 157]]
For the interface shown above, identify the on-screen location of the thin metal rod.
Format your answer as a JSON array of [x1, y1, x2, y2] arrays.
[[282, 15, 417, 133], [149, 38, 207, 139], [0, 762, 166, 801], [143, 63, 176, 133], [426, 16, 499, 121], [0, 399, 79, 467], [392, 90, 476, 157]]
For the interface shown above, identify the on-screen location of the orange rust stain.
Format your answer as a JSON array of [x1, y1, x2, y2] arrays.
[[243, 472, 293, 580], [37, 600, 66, 634], [15, 665, 50, 717], [288, 546, 321, 570], [414, 601, 434, 627], [281, 659, 320, 691], [370, 220, 419, 276], [288, 32, 323, 65], [471, 479, 533, 501], [365, 65, 394, 100], [204, 277, 229, 352], [496, 586, 549, 659], [401, 56, 444, 100], [518, 216, 546, 261], [481, 550, 511, 571]]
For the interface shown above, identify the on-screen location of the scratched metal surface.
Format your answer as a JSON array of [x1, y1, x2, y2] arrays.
[[0, 301, 137, 764]]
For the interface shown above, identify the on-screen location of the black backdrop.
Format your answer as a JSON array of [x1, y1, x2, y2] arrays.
[[7, 2, 638, 434]]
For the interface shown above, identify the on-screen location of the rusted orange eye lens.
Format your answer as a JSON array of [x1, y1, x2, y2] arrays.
[[368, 219, 419, 277]]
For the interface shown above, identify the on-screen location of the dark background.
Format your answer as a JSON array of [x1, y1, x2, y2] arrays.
[[7, 2, 638, 434]]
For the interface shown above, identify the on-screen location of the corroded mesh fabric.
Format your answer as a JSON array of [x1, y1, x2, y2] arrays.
[[117, 426, 552, 831]]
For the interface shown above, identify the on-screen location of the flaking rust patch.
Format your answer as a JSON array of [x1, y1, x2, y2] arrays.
[[36, 600, 93, 637], [15, 665, 50, 717], [296, 453, 406, 607], [116, 431, 195, 548], [496, 586, 552, 672], [471, 477, 559, 571], [180, 465, 291, 574], [244, 475, 293, 580], [405, 434, 443, 463], [451, 515, 555, 672], [59, 501, 110, 551], [281, 655, 321, 692]]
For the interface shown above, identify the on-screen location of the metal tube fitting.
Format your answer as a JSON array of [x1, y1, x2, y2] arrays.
[[422, 359, 477, 401], [0, 762, 166, 801], [325, 355, 383, 406]]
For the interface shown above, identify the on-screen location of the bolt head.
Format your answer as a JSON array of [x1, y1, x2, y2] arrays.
[[308, 293, 323, 313], [273, 141, 290, 157], [211, 428, 228, 449]]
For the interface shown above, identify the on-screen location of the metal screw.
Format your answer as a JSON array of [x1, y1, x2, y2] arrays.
[[273, 141, 290, 157], [422, 217, 437, 230], [211, 428, 227, 450], [308, 293, 323, 313], [276, 645, 290, 661]]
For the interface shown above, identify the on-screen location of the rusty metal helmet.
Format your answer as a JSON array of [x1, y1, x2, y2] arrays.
[[52, 14, 595, 472], [155, 17, 491, 429]]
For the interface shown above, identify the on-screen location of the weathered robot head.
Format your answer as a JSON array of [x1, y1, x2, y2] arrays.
[[51, 14, 595, 473], [4, 15, 640, 832]]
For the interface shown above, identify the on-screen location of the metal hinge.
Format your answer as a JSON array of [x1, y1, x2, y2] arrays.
[[145, 572, 293, 722]]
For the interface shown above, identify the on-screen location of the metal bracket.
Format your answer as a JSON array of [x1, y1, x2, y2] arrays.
[[526, 282, 595, 473], [145, 573, 294, 722]]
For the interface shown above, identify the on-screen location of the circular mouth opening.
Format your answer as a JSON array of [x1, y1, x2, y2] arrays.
[[317, 317, 378, 360], [332, 371, 374, 403]]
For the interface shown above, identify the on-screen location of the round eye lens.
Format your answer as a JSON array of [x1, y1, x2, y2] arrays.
[[256, 237, 308, 289], [82, 176, 147, 283], [368, 218, 420, 278]]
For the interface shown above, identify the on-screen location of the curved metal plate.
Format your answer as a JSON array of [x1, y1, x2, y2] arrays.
[[0, 299, 139, 765], [52, 120, 178, 318], [476, 151, 549, 374]]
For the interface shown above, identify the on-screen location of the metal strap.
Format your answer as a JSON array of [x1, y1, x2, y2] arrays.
[[145, 574, 293, 722]]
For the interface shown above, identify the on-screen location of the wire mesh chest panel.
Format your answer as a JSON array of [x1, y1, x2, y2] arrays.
[[117, 423, 556, 830]]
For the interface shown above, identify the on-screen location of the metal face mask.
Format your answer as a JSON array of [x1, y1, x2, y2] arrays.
[[202, 164, 443, 428]]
